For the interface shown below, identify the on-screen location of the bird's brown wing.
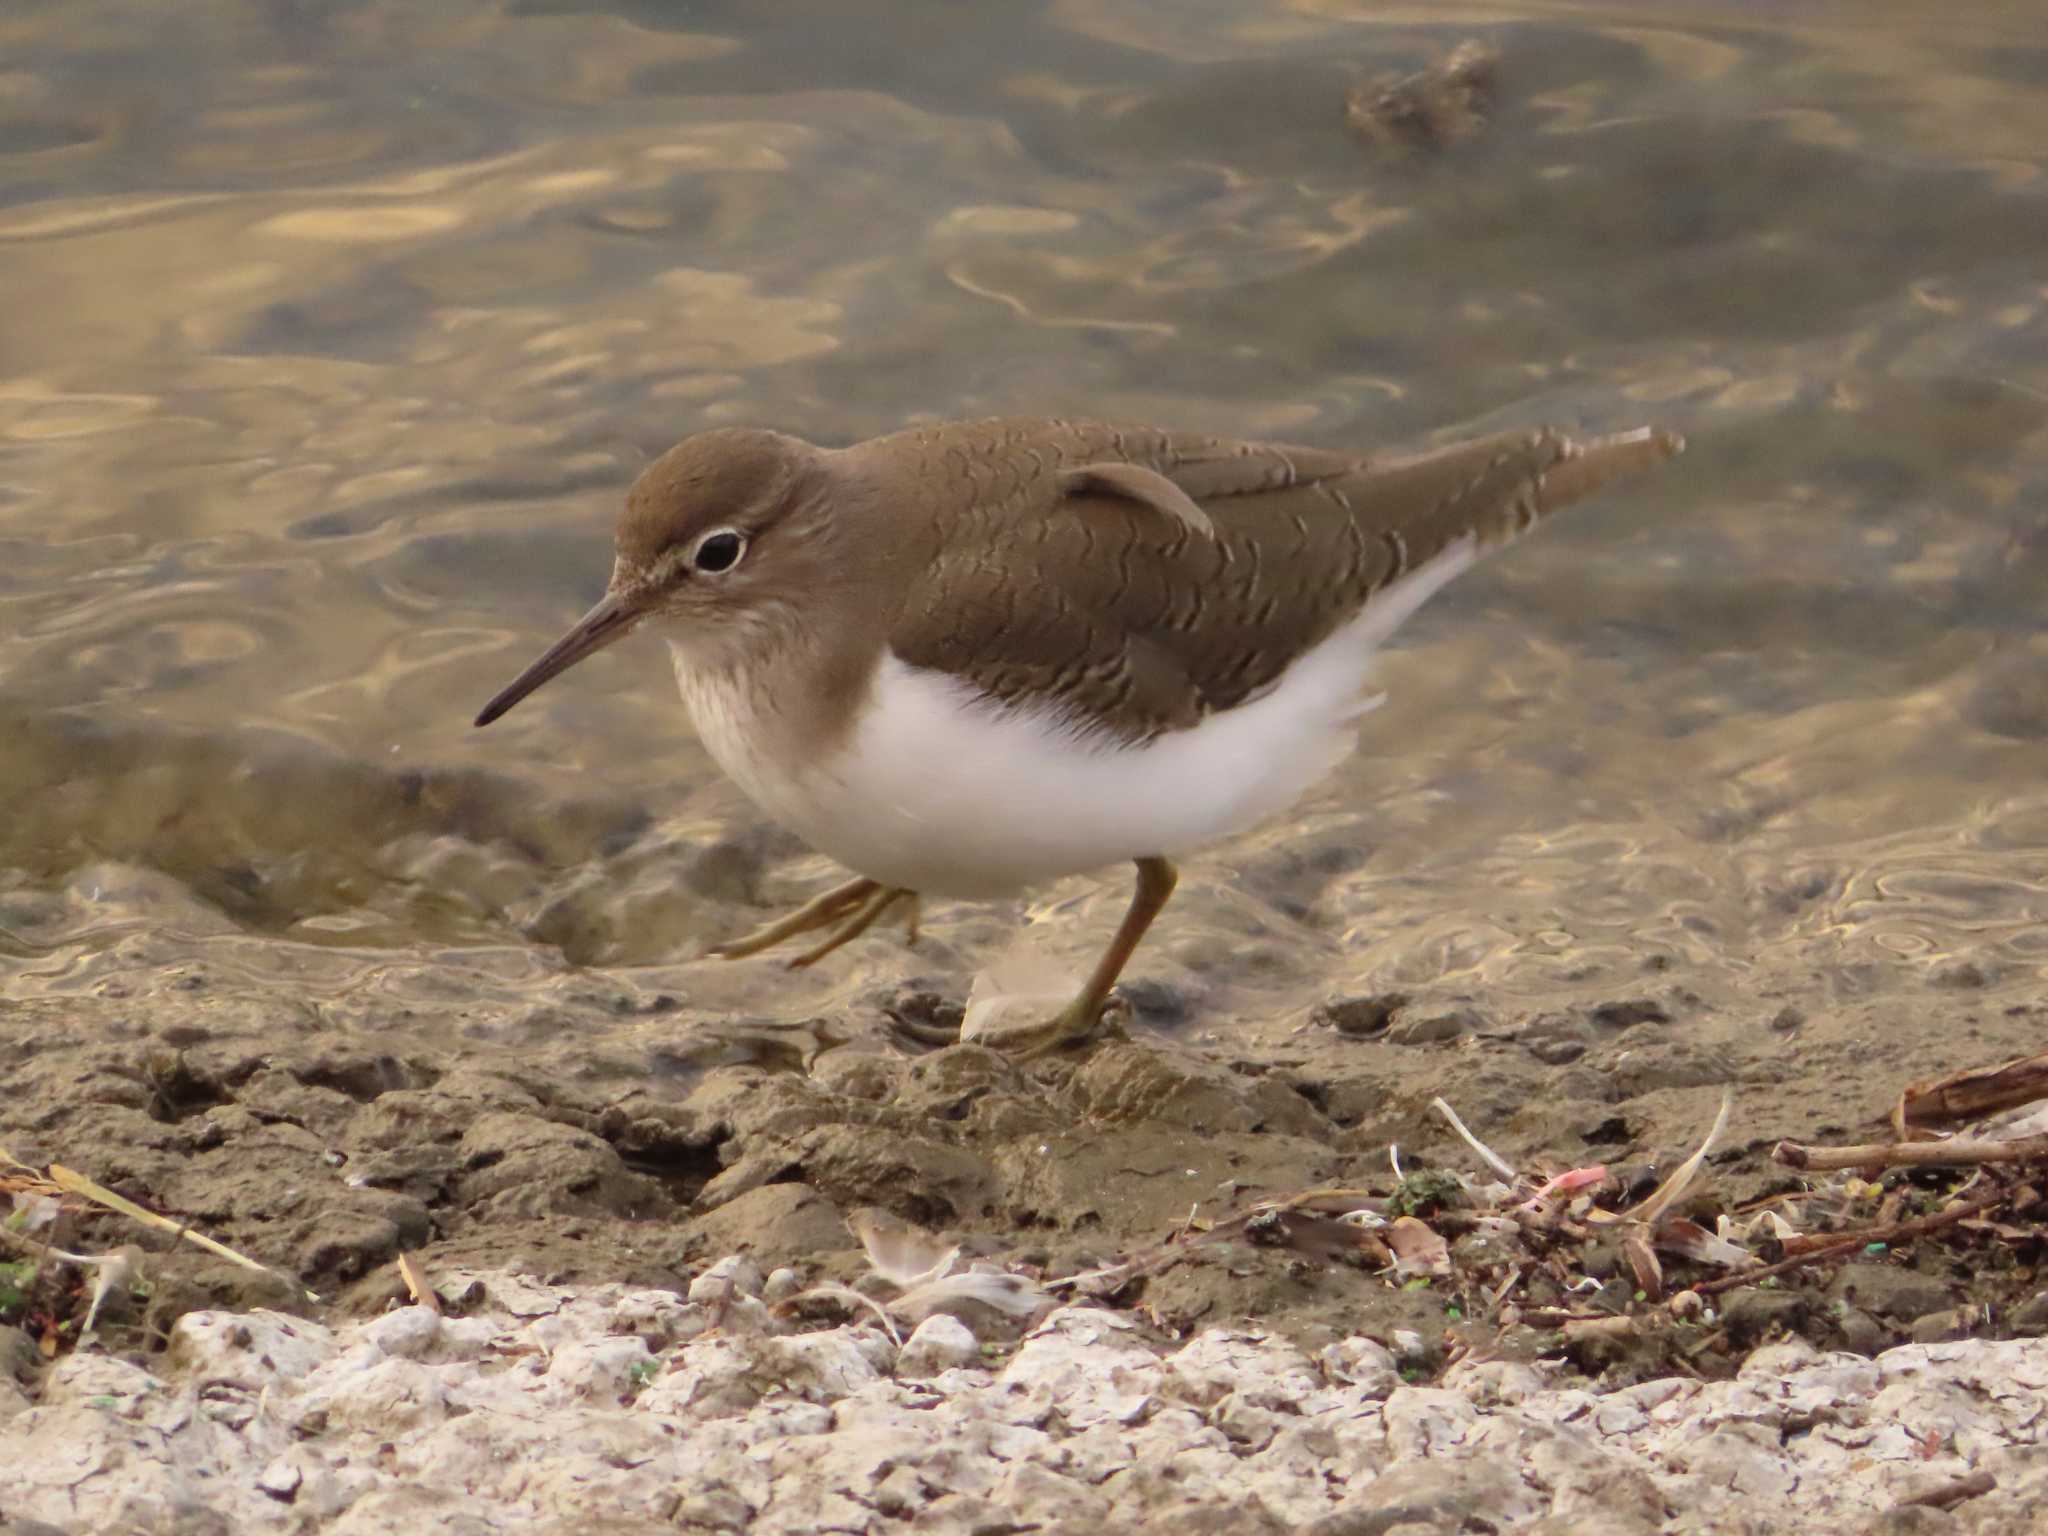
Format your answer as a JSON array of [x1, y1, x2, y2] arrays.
[[883, 417, 1679, 744]]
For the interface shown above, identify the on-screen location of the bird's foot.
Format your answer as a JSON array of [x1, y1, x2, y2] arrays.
[[998, 992, 1132, 1061], [711, 876, 921, 970]]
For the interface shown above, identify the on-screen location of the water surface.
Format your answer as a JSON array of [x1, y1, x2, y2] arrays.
[[3, 0, 2045, 1065]]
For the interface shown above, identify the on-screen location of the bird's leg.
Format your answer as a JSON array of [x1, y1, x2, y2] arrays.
[[786, 886, 919, 970], [1010, 855, 1178, 1059], [710, 875, 879, 960]]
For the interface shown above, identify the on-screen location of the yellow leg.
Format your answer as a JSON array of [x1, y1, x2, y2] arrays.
[[710, 875, 879, 960], [786, 887, 919, 970], [712, 875, 920, 969], [1011, 856, 1178, 1059]]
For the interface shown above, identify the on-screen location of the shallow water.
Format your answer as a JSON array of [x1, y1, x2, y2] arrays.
[[3, 0, 2046, 1108]]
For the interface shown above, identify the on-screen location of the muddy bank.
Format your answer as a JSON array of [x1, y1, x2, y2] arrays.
[[5, 894, 2046, 1375]]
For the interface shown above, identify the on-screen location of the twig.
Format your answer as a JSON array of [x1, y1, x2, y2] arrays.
[[1513, 1166, 1608, 1213], [1562, 1314, 1637, 1343], [1623, 1094, 1730, 1228], [1485, 1265, 1523, 1316], [1775, 1189, 2005, 1256], [1430, 1097, 1518, 1181], [46, 1162, 319, 1304], [1509, 1307, 1616, 1327], [1897, 1049, 2048, 1131], [1774, 1132, 2048, 1171], [1691, 1191, 2003, 1297], [1691, 1238, 1863, 1296], [396, 1253, 442, 1314]]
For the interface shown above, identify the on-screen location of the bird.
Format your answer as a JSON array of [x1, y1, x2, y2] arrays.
[[475, 415, 1681, 1055]]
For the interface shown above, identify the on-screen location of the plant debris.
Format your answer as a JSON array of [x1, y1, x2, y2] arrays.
[[1028, 1056, 2048, 1377], [4, 1144, 316, 1356]]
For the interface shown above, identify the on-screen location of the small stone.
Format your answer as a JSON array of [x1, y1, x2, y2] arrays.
[[1215, 1397, 1281, 1450], [762, 1267, 801, 1303], [2009, 1289, 2048, 1333], [256, 1456, 302, 1501], [1385, 1008, 1479, 1046], [611, 1288, 702, 1347], [1518, 1012, 1590, 1064], [0, 1323, 39, 1383], [1830, 1264, 1951, 1323], [1320, 1336, 1400, 1398], [1907, 1306, 1981, 1345], [896, 1314, 980, 1378], [547, 1335, 656, 1399], [689, 1255, 765, 1302], [1389, 1329, 1431, 1367], [1588, 999, 1671, 1030], [1722, 1287, 1808, 1344], [1834, 1304, 1890, 1356], [1314, 993, 1408, 1038], [360, 1305, 441, 1361]]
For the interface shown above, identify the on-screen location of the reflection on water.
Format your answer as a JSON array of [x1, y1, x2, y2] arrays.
[[2, 0, 2045, 1051]]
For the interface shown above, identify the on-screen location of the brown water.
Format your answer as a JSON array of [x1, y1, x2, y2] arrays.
[[3, 0, 2047, 1335]]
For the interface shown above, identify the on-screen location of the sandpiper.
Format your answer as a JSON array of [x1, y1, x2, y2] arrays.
[[476, 416, 1680, 1054]]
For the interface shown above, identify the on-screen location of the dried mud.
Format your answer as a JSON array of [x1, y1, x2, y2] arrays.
[[6, 891, 2044, 1387]]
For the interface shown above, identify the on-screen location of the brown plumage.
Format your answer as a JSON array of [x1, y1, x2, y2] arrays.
[[871, 417, 1680, 743], [476, 413, 1682, 1056]]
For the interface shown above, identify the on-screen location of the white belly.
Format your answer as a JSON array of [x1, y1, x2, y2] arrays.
[[675, 541, 1476, 898]]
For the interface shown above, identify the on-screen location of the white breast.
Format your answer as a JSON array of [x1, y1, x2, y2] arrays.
[[675, 539, 1477, 899]]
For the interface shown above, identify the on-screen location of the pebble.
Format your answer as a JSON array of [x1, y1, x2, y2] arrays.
[[896, 1314, 980, 1378], [690, 1254, 766, 1301], [1319, 1335, 1400, 1398], [0, 1260, 2043, 1533]]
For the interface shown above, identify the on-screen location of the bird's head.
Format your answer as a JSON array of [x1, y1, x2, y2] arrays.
[[474, 427, 836, 726]]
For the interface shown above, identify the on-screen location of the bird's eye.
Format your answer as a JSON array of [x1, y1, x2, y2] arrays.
[[691, 529, 746, 574]]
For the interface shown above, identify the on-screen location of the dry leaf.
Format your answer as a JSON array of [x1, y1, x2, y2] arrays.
[[1385, 1216, 1452, 1278], [1655, 1217, 1755, 1270]]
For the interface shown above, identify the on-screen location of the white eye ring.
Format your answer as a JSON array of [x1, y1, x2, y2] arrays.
[[689, 527, 748, 575]]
